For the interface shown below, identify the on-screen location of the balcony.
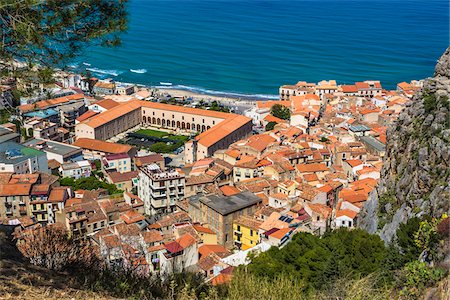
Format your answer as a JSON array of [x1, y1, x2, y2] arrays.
[[234, 229, 242, 236]]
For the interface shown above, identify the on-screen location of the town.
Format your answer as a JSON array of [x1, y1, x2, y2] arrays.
[[0, 72, 422, 284]]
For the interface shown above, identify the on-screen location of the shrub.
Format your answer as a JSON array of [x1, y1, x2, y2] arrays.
[[265, 121, 277, 131], [15, 225, 98, 271], [397, 261, 445, 299], [271, 104, 291, 120]]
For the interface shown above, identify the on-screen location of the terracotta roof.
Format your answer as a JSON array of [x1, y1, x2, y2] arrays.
[[48, 187, 67, 202], [93, 98, 120, 110], [142, 230, 163, 244], [193, 224, 215, 235], [198, 253, 221, 271], [107, 170, 139, 183], [73, 138, 133, 154], [256, 100, 290, 109], [211, 273, 232, 286], [134, 154, 164, 167], [345, 159, 363, 168], [264, 114, 288, 124], [307, 203, 332, 219], [19, 94, 86, 113], [234, 215, 262, 230], [0, 184, 31, 196], [219, 185, 240, 196], [120, 209, 145, 224], [177, 233, 197, 249], [165, 241, 183, 253], [198, 244, 230, 258], [336, 209, 358, 219], [296, 163, 329, 173], [196, 115, 252, 148], [76, 110, 99, 122], [269, 227, 292, 240], [47, 159, 61, 169], [341, 85, 358, 93]]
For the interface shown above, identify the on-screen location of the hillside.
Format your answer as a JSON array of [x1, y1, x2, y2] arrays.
[[359, 47, 450, 243], [0, 231, 117, 300]]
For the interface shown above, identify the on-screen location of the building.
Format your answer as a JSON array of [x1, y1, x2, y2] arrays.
[[198, 191, 262, 248], [93, 80, 116, 95], [88, 98, 120, 113], [102, 153, 132, 173], [73, 138, 136, 160], [0, 125, 20, 145], [233, 216, 262, 250], [105, 171, 139, 192], [23, 138, 83, 163], [75, 99, 252, 163], [138, 164, 185, 216], [18, 93, 88, 114], [23, 118, 62, 141], [59, 160, 92, 179], [58, 101, 87, 128], [0, 173, 62, 222], [0, 142, 48, 174]]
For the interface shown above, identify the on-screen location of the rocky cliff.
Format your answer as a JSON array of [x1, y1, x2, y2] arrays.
[[359, 47, 450, 243]]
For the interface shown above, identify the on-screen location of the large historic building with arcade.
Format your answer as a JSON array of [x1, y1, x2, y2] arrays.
[[75, 99, 252, 163]]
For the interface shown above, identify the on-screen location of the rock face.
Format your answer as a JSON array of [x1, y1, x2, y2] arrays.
[[359, 47, 450, 243]]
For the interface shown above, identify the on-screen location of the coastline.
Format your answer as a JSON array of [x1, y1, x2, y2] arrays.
[[153, 86, 267, 106]]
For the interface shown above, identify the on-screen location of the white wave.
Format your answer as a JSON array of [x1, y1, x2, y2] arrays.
[[86, 67, 122, 77], [82, 62, 91, 66], [68, 64, 78, 69], [130, 69, 147, 74], [160, 84, 278, 100]]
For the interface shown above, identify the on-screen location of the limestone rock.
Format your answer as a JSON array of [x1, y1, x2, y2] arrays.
[[358, 47, 450, 243]]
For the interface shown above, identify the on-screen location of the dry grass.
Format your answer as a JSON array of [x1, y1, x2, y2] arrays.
[[0, 259, 119, 300]]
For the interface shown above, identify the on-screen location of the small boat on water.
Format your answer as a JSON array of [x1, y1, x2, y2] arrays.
[[159, 82, 172, 86]]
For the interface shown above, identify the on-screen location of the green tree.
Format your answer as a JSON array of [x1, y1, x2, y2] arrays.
[[0, 0, 128, 80], [396, 217, 422, 263], [265, 121, 277, 131], [270, 104, 291, 120]]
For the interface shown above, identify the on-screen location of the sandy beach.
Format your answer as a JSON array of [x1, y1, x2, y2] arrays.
[[155, 87, 261, 106]]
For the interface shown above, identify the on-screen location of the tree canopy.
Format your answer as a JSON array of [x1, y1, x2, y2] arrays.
[[246, 229, 388, 290], [0, 0, 128, 75], [265, 121, 277, 131], [60, 176, 122, 195], [270, 104, 291, 120]]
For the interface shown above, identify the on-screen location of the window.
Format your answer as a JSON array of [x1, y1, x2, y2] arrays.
[[237, 225, 241, 232], [250, 230, 253, 236]]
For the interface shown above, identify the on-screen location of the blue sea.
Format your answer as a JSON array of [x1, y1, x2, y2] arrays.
[[72, 0, 449, 98]]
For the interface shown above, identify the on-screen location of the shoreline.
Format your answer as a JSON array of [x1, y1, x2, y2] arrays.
[[153, 87, 265, 106]]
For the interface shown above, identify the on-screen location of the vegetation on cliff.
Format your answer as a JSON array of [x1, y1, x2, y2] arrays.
[[359, 47, 450, 243]]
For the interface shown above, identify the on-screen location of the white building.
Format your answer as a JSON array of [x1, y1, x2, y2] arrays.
[[138, 164, 185, 216], [59, 160, 92, 179], [0, 142, 48, 174]]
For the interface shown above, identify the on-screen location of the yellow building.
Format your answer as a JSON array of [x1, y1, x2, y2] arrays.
[[233, 216, 262, 250], [194, 224, 218, 244]]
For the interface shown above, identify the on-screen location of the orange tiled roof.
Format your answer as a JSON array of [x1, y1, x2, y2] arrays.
[[0, 184, 31, 196], [73, 138, 133, 154], [296, 163, 329, 173], [19, 94, 85, 113], [264, 114, 288, 124], [93, 98, 120, 110], [269, 227, 292, 240], [336, 209, 358, 219], [220, 185, 240, 196], [76, 110, 99, 122], [198, 244, 230, 257]]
